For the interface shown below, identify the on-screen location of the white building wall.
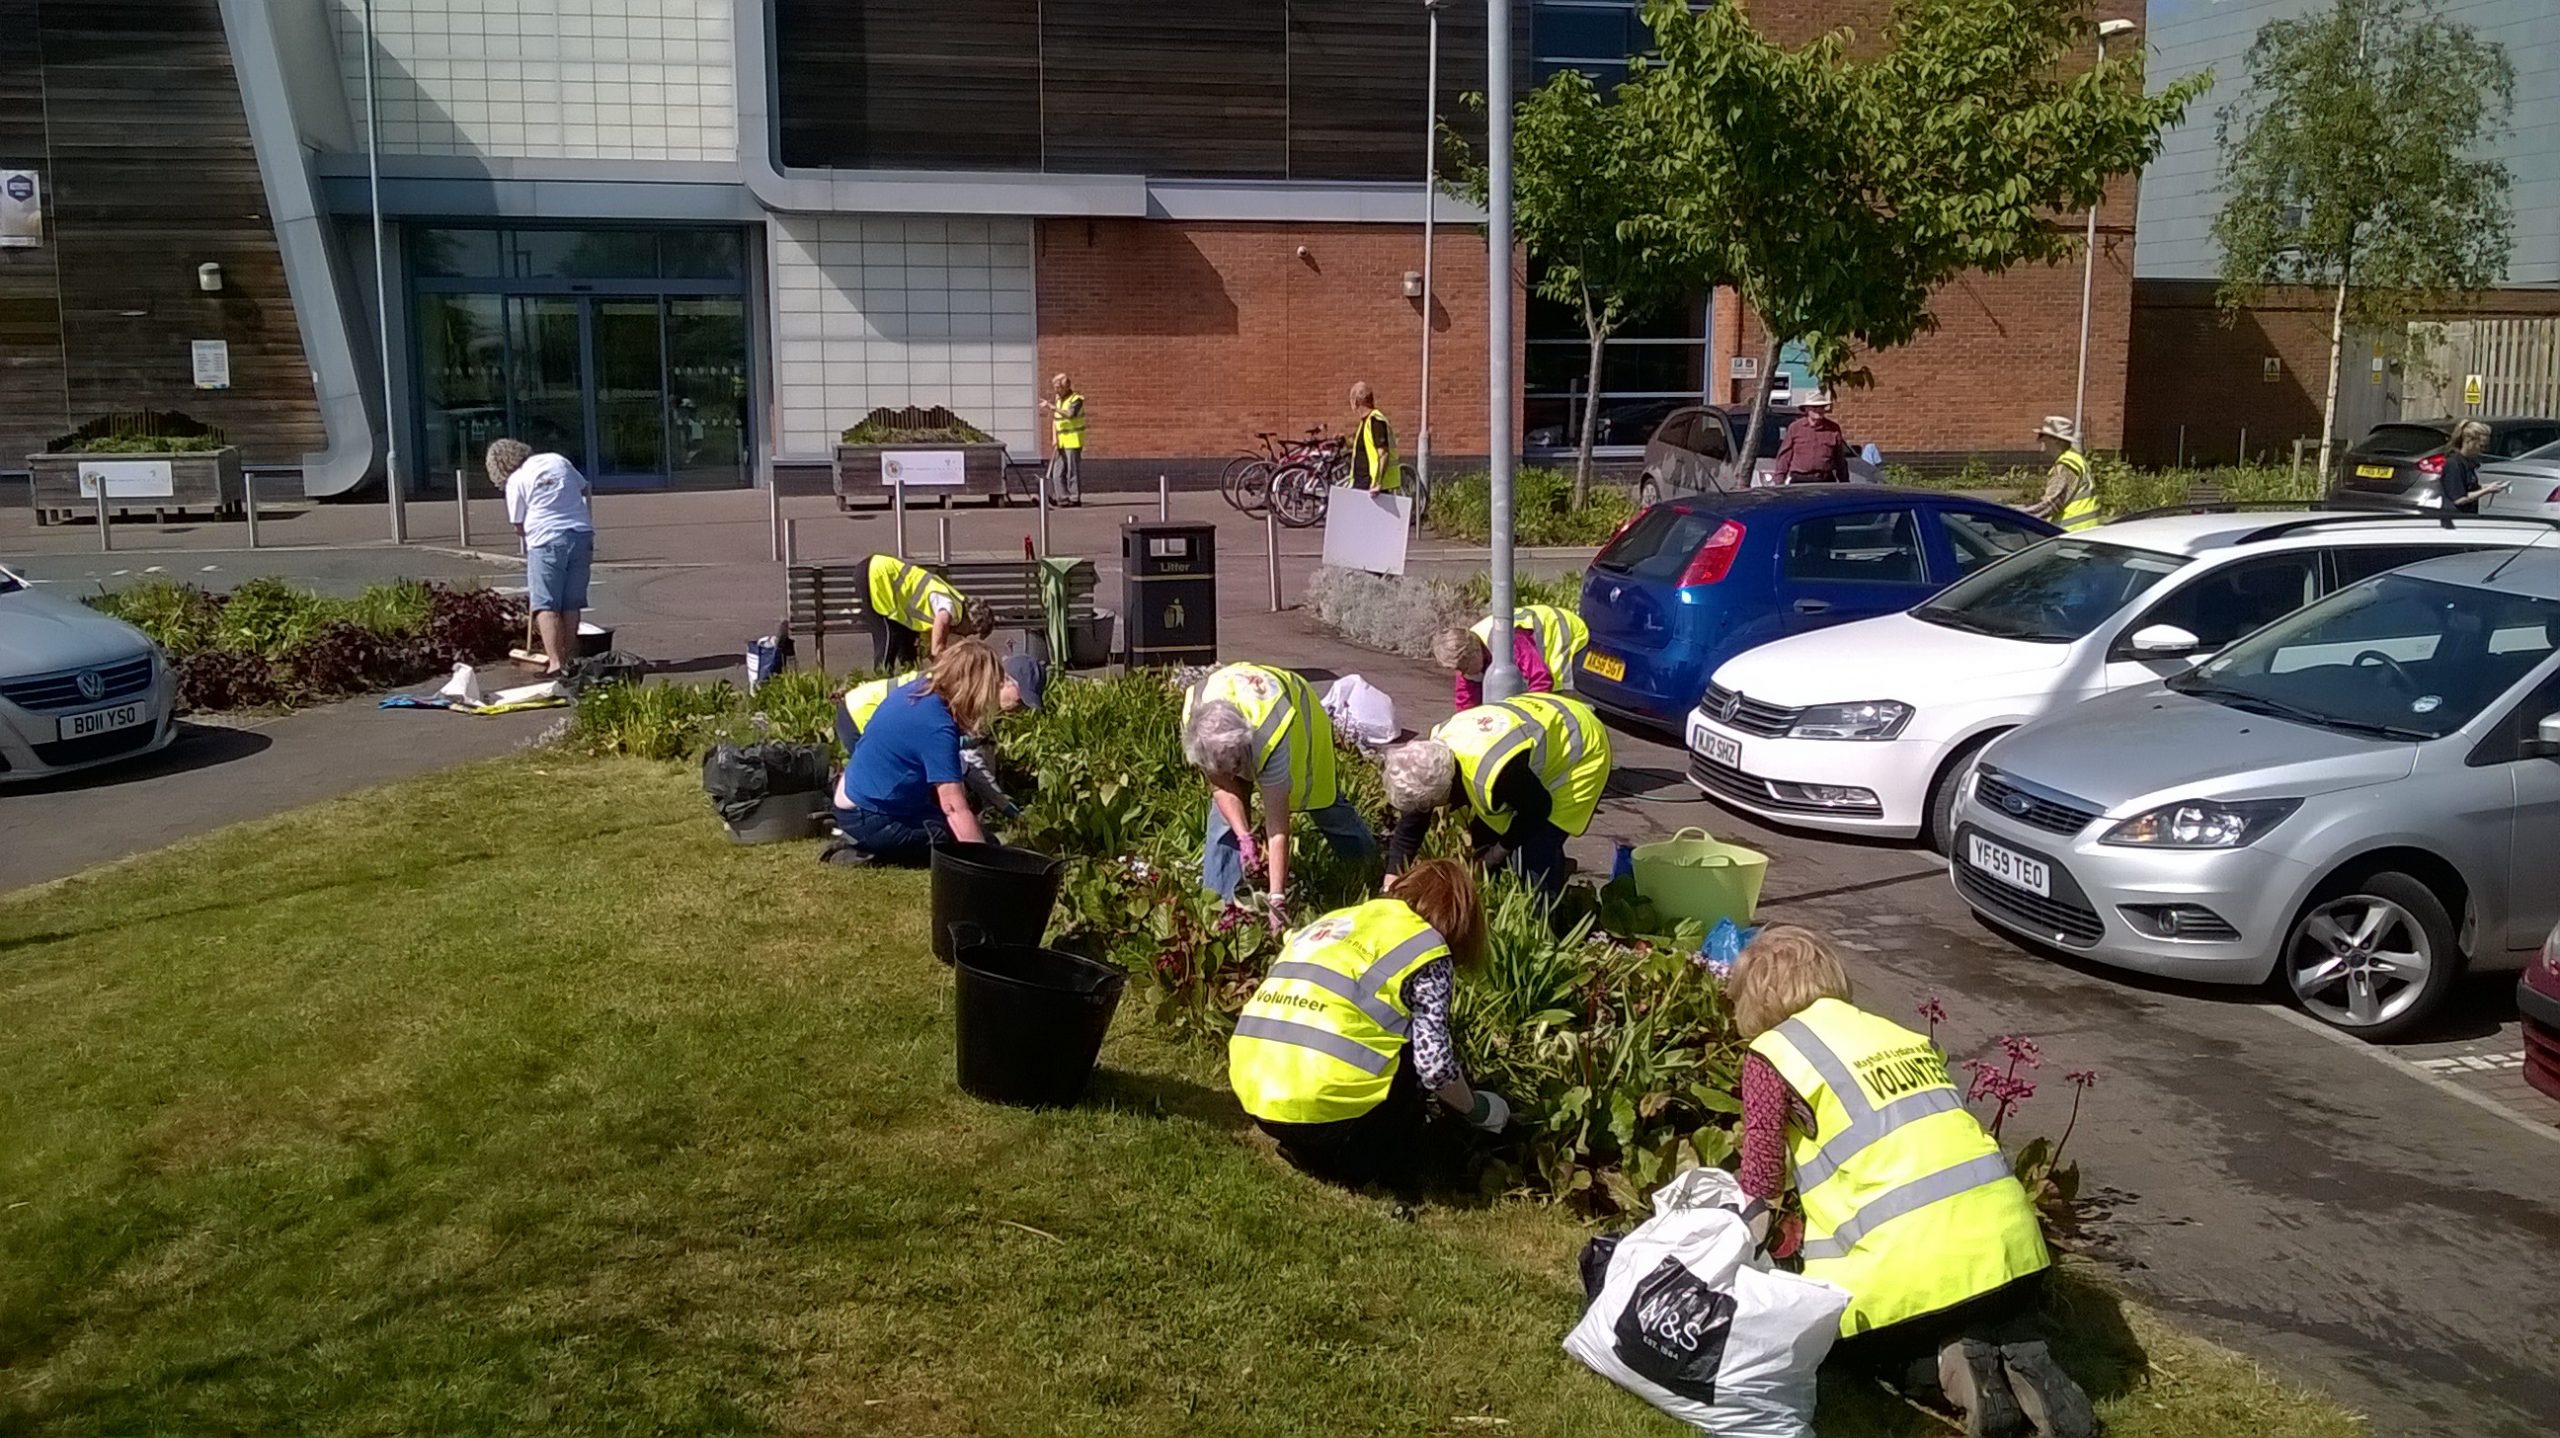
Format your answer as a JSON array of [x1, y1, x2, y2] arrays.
[[769, 216, 1040, 461], [2141, 0, 2560, 285], [326, 0, 736, 161]]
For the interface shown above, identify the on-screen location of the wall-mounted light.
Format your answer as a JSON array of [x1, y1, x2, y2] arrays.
[[1401, 270, 1424, 299], [197, 262, 224, 293]]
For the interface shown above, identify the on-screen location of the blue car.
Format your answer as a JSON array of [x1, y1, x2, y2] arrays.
[[1574, 487, 2058, 729]]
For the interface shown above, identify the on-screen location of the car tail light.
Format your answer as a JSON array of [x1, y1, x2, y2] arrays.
[[2542, 930, 2560, 979], [2418, 454, 2446, 476], [1679, 520, 1747, 586]]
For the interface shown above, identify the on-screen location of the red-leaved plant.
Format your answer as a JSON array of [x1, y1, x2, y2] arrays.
[[1923, 1000, 2094, 1247]]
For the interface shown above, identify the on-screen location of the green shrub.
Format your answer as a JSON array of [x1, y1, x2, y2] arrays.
[[1459, 570, 1584, 611], [839, 414, 993, 445], [89, 578, 521, 713], [1428, 467, 1635, 548], [1307, 566, 1587, 662]]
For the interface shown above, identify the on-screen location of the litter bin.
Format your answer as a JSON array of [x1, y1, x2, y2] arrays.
[[1122, 519, 1216, 667]]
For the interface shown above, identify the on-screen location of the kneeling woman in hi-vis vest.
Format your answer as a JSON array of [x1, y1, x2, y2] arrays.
[[1182, 662, 1380, 914], [861, 553, 991, 668], [1729, 928, 2095, 1438], [1380, 693, 1611, 902], [1228, 858, 1511, 1195]]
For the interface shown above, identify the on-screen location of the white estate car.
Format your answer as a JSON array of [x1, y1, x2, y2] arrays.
[[1684, 512, 2553, 849]]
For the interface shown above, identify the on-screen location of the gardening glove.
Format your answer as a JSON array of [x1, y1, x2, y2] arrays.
[[1235, 832, 1262, 876], [1265, 895, 1289, 935], [1466, 1089, 1512, 1134]]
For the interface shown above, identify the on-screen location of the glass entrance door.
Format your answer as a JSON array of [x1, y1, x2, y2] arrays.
[[509, 297, 589, 466], [498, 296, 689, 491], [594, 299, 668, 483]]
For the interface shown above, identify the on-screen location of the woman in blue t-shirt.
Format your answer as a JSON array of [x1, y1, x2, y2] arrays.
[[833, 638, 1004, 865]]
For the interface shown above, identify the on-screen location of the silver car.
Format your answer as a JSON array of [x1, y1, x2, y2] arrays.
[[0, 563, 177, 782], [1949, 547, 2560, 1039]]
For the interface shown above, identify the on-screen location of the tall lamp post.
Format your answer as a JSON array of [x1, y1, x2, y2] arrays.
[[2072, 17, 2138, 457], [1417, 0, 1445, 500], [362, 0, 406, 543], [1483, 0, 1520, 700]]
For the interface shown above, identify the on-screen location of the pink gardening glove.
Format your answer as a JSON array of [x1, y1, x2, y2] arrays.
[[1236, 832, 1262, 876]]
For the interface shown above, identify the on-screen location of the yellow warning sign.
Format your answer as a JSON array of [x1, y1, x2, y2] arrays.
[[2464, 374, 2485, 407]]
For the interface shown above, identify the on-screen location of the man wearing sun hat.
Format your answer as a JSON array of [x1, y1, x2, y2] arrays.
[[2025, 416, 2098, 531], [1773, 389, 1851, 484]]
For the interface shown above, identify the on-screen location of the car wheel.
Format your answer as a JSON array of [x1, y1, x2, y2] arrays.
[[1924, 737, 1998, 857], [2282, 870, 2461, 1041], [1637, 476, 1661, 510]]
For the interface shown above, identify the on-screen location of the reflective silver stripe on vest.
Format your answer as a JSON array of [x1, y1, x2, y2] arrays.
[[1773, 1015, 1965, 1193], [1472, 723, 1539, 808], [1795, 1151, 2020, 1261], [1354, 928, 1446, 996], [1265, 961, 1413, 1037], [1232, 1015, 1394, 1075]]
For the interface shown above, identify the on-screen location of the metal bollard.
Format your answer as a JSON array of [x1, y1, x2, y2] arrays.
[[2238, 426, 2248, 465], [1035, 464, 1051, 557], [938, 513, 951, 563], [95, 480, 111, 553], [784, 517, 800, 567], [244, 472, 261, 549], [454, 468, 472, 549], [893, 480, 908, 558], [1158, 472, 1170, 520], [1265, 499, 1281, 612], [767, 468, 784, 563], [2291, 437, 2306, 487]]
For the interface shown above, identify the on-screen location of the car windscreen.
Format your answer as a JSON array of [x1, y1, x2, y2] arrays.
[[1910, 538, 2188, 643], [0, 567, 21, 596], [1594, 505, 1728, 583], [2169, 574, 2560, 740], [2355, 424, 2450, 458]]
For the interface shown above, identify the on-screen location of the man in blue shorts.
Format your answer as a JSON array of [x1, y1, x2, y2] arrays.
[[485, 438, 595, 674]]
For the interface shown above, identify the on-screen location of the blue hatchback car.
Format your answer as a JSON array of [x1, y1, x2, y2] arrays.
[[1574, 487, 2058, 729]]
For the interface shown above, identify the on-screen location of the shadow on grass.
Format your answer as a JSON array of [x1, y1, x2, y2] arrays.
[[1813, 1267, 2150, 1434], [1087, 1065, 1251, 1132]]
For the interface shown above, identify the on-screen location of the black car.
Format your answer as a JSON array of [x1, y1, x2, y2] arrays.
[[2327, 416, 2560, 507]]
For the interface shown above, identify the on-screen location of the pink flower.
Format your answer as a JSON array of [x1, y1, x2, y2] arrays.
[[1916, 995, 1949, 1027], [2065, 1068, 2099, 1090], [1998, 1035, 2043, 1068]]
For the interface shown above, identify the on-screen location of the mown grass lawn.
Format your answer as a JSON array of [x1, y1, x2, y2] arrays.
[[0, 757, 2361, 1437]]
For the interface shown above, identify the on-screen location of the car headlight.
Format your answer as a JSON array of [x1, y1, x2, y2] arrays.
[[1786, 700, 1913, 741], [2101, 798, 2301, 849]]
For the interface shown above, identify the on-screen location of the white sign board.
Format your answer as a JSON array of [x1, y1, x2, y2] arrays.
[[1320, 488, 1414, 576], [77, 460, 177, 499], [1728, 355, 1759, 379], [880, 449, 965, 487], [0, 170, 39, 249], [192, 339, 231, 390]]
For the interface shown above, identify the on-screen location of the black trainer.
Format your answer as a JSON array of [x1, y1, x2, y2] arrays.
[[2001, 1340, 2099, 1438], [1938, 1338, 2030, 1438]]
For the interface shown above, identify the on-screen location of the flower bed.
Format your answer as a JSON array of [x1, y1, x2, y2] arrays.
[[1426, 466, 1636, 547], [1307, 566, 1585, 661], [88, 577, 523, 712]]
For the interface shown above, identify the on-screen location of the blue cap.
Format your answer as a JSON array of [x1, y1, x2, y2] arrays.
[[1001, 652, 1047, 712]]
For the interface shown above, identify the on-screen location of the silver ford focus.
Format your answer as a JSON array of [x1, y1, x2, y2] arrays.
[[1949, 546, 2560, 1040], [0, 563, 177, 782]]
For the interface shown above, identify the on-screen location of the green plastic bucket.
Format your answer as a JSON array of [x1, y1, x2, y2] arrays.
[[1630, 827, 1770, 929]]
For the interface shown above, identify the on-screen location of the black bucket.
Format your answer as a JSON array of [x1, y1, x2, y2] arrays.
[[928, 842, 1064, 965], [951, 940, 1128, 1107]]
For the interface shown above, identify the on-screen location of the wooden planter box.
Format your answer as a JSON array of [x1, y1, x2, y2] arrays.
[[27, 447, 244, 525], [833, 441, 1012, 510]]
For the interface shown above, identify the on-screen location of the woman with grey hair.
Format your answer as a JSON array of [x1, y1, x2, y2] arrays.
[[1381, 693, 1611, 902], [1182, 661, 1378, 916], [2439, 419, 2509, 510]]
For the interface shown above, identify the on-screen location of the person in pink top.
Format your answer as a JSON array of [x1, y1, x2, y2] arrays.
[[1431, 625, 1552, 710]]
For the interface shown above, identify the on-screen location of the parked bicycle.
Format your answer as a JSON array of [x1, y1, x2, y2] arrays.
[[1221, 426, 1333, 517]]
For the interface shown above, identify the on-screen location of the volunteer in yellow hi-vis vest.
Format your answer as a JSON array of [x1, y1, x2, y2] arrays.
[[1347, 380, 1400, 492], [1182, 661, 1380, 910], [2029, 416, 2101, 532], [1381, 693, 1611, 901], [1728, 928, 2094, 1437], [1228, 859, 1510, 1194], [862, 553, 988, 667], [1469, 605, 1590, 688], [1041, 372, 1086, 507]]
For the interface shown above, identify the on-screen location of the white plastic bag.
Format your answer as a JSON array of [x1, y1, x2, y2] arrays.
[[1321, 674, 1399, 749], [1564, 1168, 1850, 1438]]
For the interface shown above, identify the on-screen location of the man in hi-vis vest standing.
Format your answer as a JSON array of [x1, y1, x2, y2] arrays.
[[1039, 373, 1085, 506], [2025, 416, 2098, 532]]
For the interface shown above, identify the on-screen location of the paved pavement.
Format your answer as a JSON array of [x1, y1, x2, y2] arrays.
[[7, 489, 2559, 1433]]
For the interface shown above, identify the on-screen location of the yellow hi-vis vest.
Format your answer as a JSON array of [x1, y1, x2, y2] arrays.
[[2055, 450, 2101, 532], [1054, 391, 1086, 450], [1229, 899, 1450, 1123], [1433, 693, 1611, 838], [1471, 604, 1591, 684], [867, 556, 966, 635], [1749, 998, 2049, 1336], [1182, 662, 1340, 812], [1356, 408, 1400, 492], [842, 669, 923, 732]]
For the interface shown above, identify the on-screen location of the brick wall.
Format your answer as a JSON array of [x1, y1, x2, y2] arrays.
[[1034, 218, 1519, 472]]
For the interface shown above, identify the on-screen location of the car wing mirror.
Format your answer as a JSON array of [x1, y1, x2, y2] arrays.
[[2127, 623, 2203, 656], [2526, 711, 2560, 760]]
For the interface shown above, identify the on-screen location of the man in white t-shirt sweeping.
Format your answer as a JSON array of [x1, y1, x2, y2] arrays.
[[484, 438, 595, 675]]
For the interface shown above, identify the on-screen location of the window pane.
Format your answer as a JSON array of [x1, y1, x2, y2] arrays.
[[667, 298, 749, 486], [1784, 510, 1923, 584], [595, 298, 666, 478], [418, 293, 507, 491], [2136, 554, 2322, 650], [508, 229, 661, 279], [1940, 511, 2044, 577], [508, 296, 588, 463], [414, 228, 504, 278], [2330, 544, 2487, 588], [1597, 503, 1730, 582], [1532, 4, 1640, 60], [660, 229, 746, 279]]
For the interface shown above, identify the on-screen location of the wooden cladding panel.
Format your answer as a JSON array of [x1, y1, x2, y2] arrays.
[[774, 0, 1040, 171], [1038, 1, 1286, 178], [0, 0, 69, 461]]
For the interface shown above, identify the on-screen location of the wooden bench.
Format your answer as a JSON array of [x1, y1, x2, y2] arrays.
[[784, 563, 873, 673], [784, 558, 1101, 672]]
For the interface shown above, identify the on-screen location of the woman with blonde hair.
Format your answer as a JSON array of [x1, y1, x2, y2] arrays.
[[1728, 926, 2091, 1438], [1228, 857, 1510, 1196], [2438, 419, 2509, 510], [830, 638, 1005, 866]]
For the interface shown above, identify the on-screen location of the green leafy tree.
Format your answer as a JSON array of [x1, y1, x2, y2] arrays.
[[1638, 0, 2204, 475], [2213, 0, 2514, 475], [1444, 69, 1702, 507]]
